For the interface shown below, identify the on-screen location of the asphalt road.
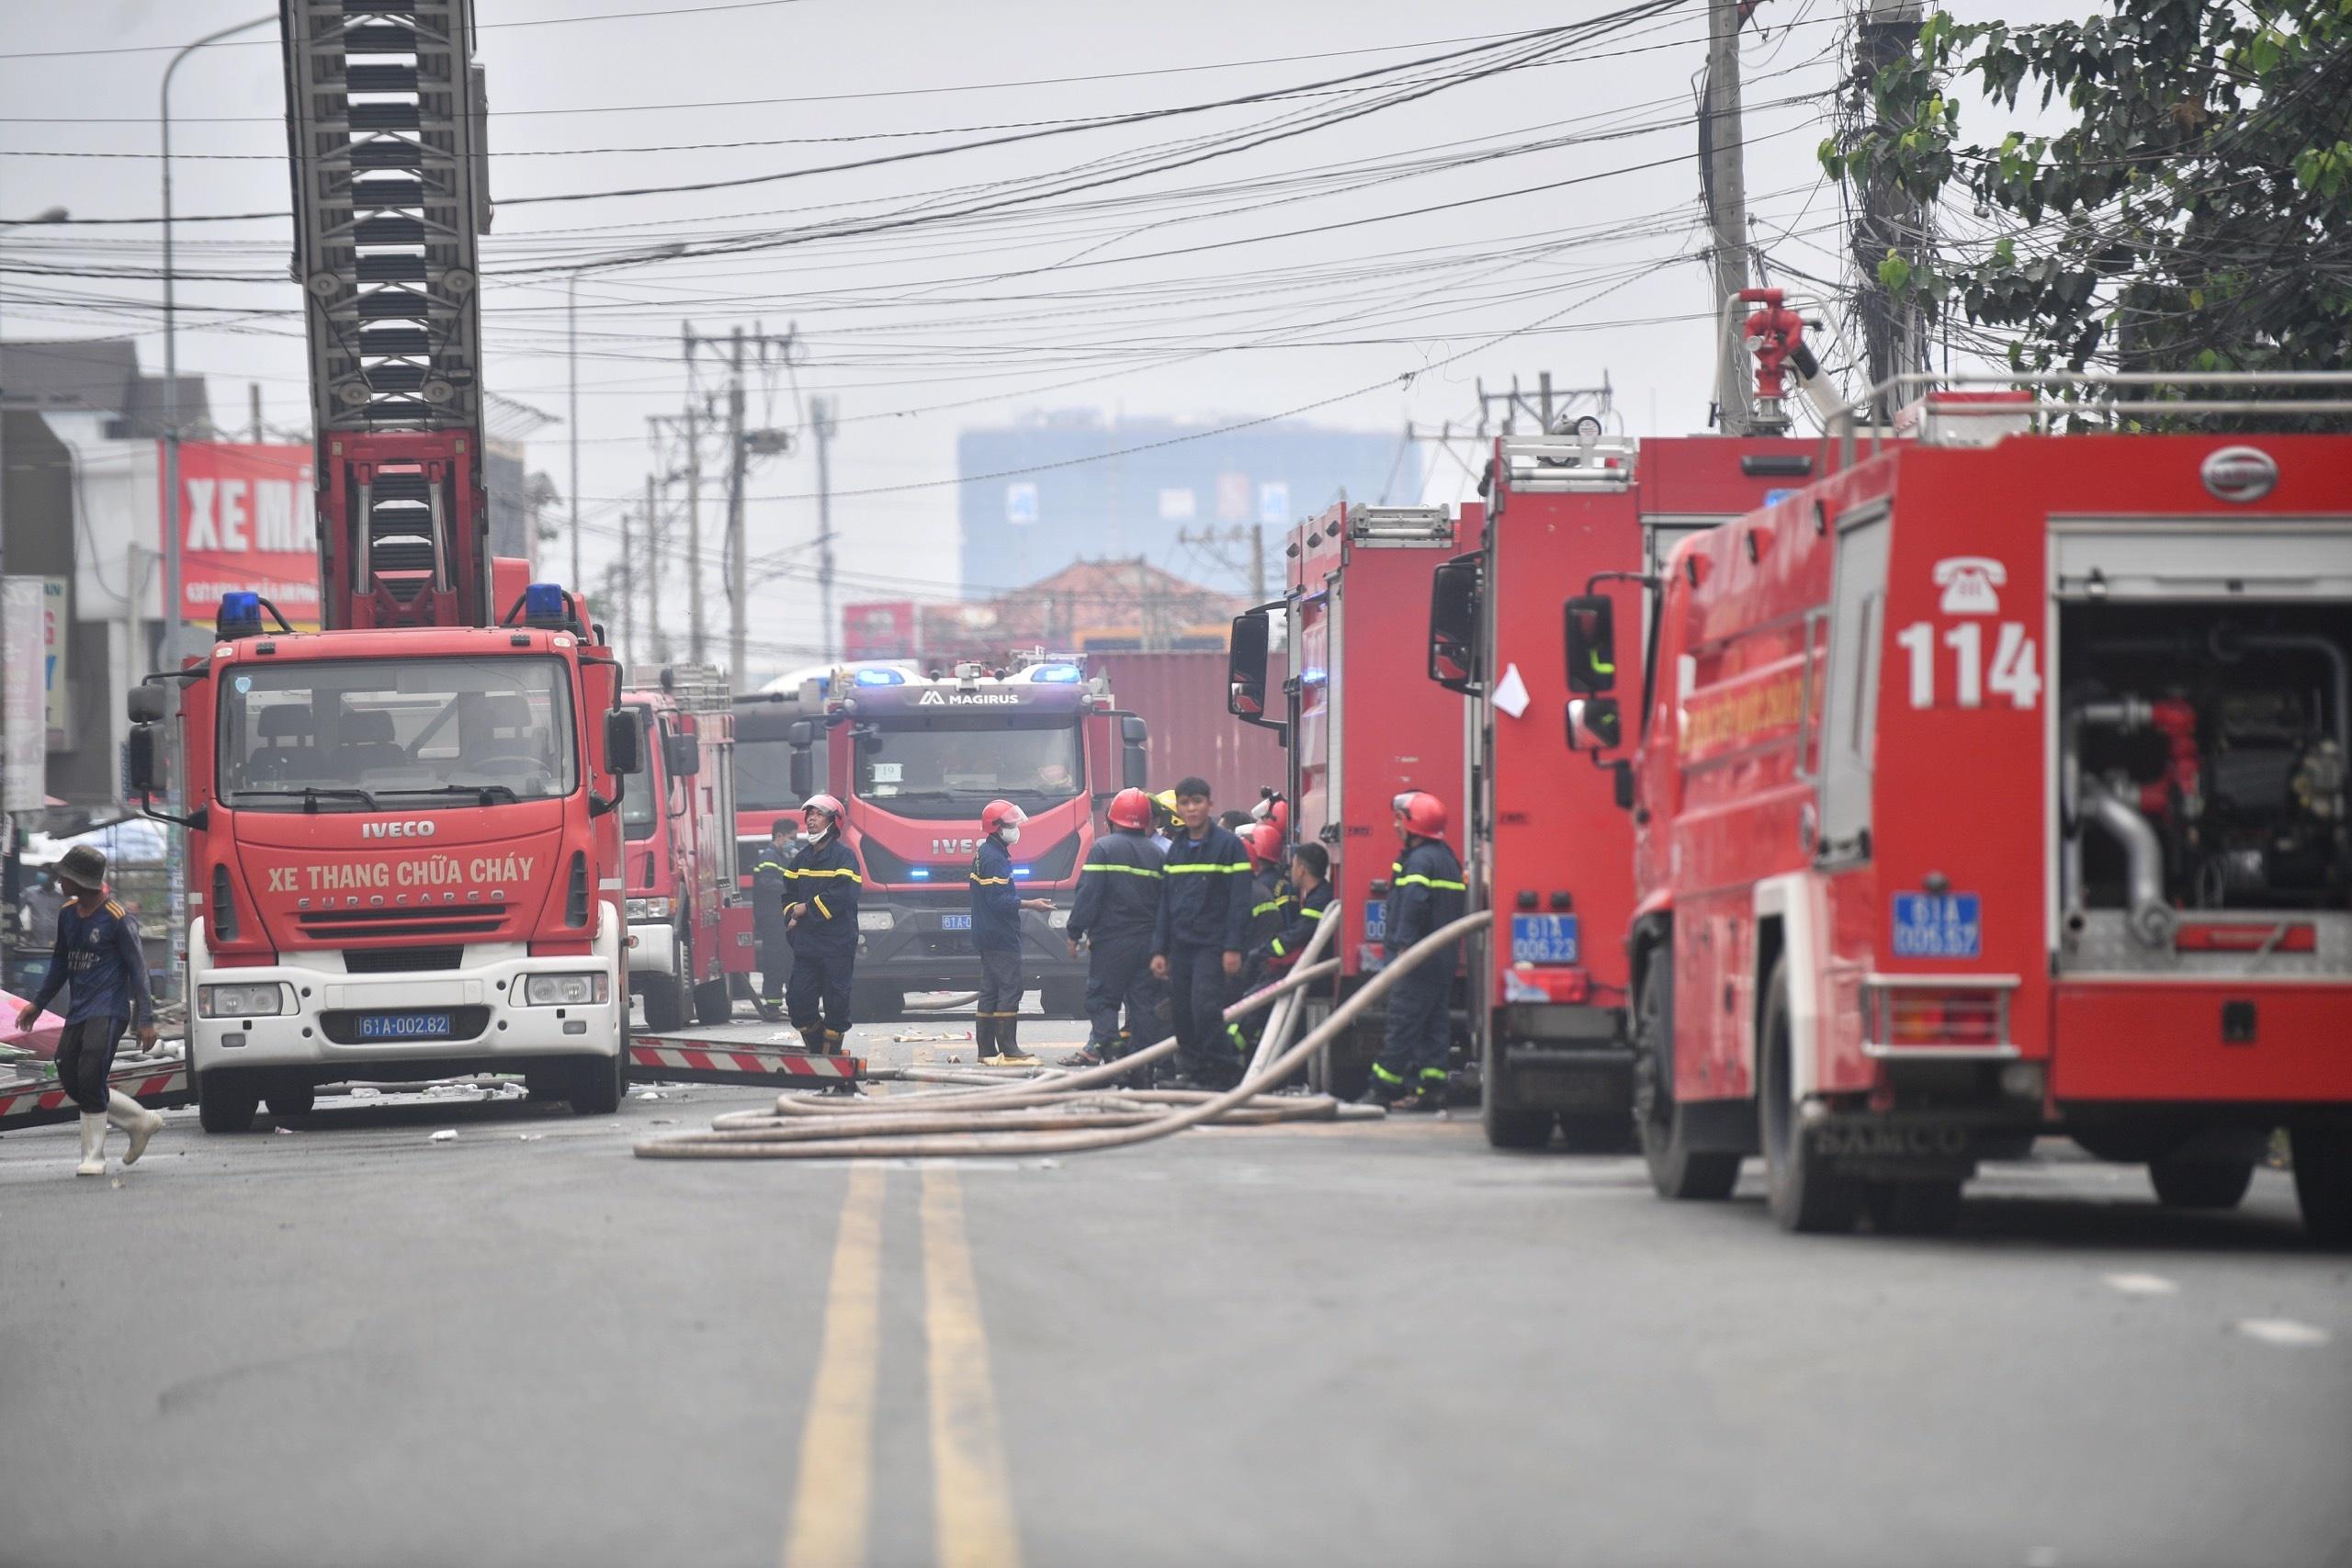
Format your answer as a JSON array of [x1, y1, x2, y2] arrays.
[[3, 1009, 2347, 1568]]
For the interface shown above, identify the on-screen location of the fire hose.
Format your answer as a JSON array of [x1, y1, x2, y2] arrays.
[[633, 911, 1487, 1160]]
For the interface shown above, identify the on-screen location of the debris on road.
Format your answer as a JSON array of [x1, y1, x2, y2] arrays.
[[428, 1130, 458, 1145]]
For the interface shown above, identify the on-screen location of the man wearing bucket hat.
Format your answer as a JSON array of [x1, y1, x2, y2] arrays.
[[15, 845, 164, 1176]]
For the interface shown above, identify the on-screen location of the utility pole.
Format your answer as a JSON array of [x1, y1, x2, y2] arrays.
[[619, 502, 635, 673], [248, 382, 263, 443], [680, 321, 794, 690], [812, 395, 836, 663], [1855, 0, 1928, 420], [1702, 0, 1754, 434], [1249, 523, 1266, 603], [567, 275, 582, 602], [725, 326, 748, 689], [644, 468, 663, 667], [683, 383, 705, 664]]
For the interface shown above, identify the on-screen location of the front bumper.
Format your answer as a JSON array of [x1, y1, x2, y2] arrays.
[[626, 920, 675, 977], [852, 902, 1084, 987], [186, 914, 625, 1074], [1489, 1002, 1632, 1111]]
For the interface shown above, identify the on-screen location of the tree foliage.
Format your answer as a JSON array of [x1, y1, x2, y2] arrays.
[[1822, 0, 2352, 374]]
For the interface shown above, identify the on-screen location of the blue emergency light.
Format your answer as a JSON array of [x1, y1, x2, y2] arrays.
[[522, 582, 569, 627], [216, 592, 264, 640], [854, 666, 906, 686], [909, 866, 932, 879], [1028, 662, 1081, 683], [1013, 867, 1032, 878]]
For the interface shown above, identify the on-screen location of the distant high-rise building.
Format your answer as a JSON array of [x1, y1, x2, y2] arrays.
[[957, 411, 1417, 596]]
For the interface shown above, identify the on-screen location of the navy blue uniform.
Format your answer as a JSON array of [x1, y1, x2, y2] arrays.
[[1152, 825, 1254, 1083], [752, 847, 794, 1005], [784, 834, 863, 1045], [1068, 828, 1165, 1055], [1374, 837, 1466, 1092], [1253, 879, 1333, 971], [1234, 870, 1293, 1050], [968, 836, 1024, 1056], [30, 897, 154, 1114]]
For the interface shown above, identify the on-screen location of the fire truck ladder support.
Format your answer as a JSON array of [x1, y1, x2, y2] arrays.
[[633, 913, 1487, 1159]]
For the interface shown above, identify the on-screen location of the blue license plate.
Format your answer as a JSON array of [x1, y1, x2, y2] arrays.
[[1891, 893, 1981, 959], [1510, 913, 1580, 964], [939, 913, 972, 931], [1363, 899, 1386, 944], [357, 1011, 453, 1041]]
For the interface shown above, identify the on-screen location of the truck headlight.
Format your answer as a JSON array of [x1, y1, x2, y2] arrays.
[[857, 910, 894, 931], [198, 983, 285, 1018], [1046, 909, 1071, 930], [627, 897, 673, 921], [523, 972, 609, 1007]]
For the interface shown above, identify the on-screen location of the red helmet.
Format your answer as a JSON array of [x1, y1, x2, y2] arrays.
[[802, 794, 844, 828], [1252, 792, 1291, 841], [980, 798, 1026, 836], [1245, 820, 1284, 870], [1393, 789, 1447, 838], [1107, 786, 1154, 829]]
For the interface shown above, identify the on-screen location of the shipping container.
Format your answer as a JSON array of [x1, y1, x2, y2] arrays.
[[1091, 649, 1287, 810]]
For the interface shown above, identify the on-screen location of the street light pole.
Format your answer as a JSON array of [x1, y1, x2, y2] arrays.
[[161, 14, 272, 672], [568, 273, 582, 602]]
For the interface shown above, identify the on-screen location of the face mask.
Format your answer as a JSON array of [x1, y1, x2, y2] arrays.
[[1000, 825, 1022, 846]]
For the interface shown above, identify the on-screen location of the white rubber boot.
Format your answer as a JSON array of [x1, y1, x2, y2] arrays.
[[76, 1112, 108, 1177], [108, 1089, 164, 1167]]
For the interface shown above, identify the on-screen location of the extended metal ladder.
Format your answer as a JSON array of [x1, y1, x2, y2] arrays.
[[281, 0, 497, 629]]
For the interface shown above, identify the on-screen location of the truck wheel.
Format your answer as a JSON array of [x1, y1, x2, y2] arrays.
[[1481, 1032, 1553, 1150], [1041, 979, 1088, 1019], [1864, 1179, 1963, 1235], [265, 1085, 316, 1120], [1633, 953, 1740, 1201], [1759, 957, 1860, 1234], [2148, 1156, 2255, 1211], [568, 1049, 625, 1117], [197, 1072, 259, 1134], [1557, 1112, 1637, 1154], [641, 935, 688, 1032], [694, 976, 733, 1026], [2289, 1125, 2352, 1247]]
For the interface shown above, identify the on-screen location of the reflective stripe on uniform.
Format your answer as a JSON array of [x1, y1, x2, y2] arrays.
[[813, 895, 832, 919], [1165, 862, 1252, 874], [968, 874, 1011, 886], [1392, 874, 1466, 891], [1082, 862, 1163, 876], [787, 866, 862, 880], [1298, 906, 1324, 919], [1371, 1063, 1405, 1085]]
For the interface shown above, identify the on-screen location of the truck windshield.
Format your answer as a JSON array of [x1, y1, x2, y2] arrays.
[[854, 720, 1082, 820], [218, 656, 578, 810]]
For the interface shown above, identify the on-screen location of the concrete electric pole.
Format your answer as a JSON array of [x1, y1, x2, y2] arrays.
[[812, 395, 836, 664], [1703, 0, 1754, 434]]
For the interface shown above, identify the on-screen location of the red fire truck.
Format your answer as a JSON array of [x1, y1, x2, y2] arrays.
[[1227, 503, 1482, 1098], [122, 0, 640, 1131], [622, 668, 753, 1030], [786, 659, 1148, 1018], [1426, 427, 1818, 1148], [1575, 376, 2352, 1240]]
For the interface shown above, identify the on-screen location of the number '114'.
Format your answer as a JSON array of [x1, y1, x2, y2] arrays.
[[1894, 621, 2041, 709]]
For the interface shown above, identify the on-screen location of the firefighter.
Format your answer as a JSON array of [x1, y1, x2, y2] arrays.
[[1063, 786, 1167, 1070], [14, 845, 164, 1176], [1232, 821, 1293, 1056], [1149, 788, 1182, 852], [751, 817, 795, 1023], [1363, 791, 1465, 1112], [971, 799, 1054, 1066], [783, 794, 863, 1055], [1252, 841, 1333, 977], [1149, 776, 1255, 1089]]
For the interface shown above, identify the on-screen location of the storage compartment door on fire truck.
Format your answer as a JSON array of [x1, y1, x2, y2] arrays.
[[1818, 509, 1893, 863]]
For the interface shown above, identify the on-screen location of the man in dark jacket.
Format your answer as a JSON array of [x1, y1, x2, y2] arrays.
[[15, 845, 163, 1176], [1365, 791, 1465, 1111], [1149, 776, 1255, 1089], [751, 818, 795, 1022], [784, 794, 863, 1055], [1064, 786, 1165, 1069], [1233, 821, 1292, 1056], [1251, 841, 1333, 977], [971, 798, 1054, 1066]]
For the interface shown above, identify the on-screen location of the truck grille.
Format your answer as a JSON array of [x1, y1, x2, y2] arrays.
[[343, 945, 464, 974], [300, 907, 507, 941]]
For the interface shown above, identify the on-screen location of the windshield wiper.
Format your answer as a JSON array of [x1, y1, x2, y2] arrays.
[[377, 784, 522, 806], [231, 787, 380, 812]]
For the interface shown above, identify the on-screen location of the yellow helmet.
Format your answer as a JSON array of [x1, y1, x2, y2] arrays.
[[1152, 788, 1181, 829]]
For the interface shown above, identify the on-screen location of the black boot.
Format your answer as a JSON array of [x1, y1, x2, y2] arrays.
[[1395, 1070, 1450, 1113], [972, 1013, 996, 1063], [1355, 1068, 1410, 1110], [796, 1024, 825, 1055], [992, 1016, 1037, 1067]]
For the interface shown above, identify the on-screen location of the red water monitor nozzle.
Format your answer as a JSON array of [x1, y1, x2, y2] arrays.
[[1738, 287, 1820, 401]]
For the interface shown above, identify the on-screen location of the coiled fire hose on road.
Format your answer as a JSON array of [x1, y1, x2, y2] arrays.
[[633, 911, 1487, 1161]]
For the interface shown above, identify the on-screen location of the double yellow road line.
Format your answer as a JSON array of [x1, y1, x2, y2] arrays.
[[783, 1164, 1023, 1568]]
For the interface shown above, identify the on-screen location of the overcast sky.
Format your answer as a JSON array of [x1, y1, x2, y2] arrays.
[[1, 0, 2080, 672]]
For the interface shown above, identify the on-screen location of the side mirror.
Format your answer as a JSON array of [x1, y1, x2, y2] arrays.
[[1120, 715, 1148, 744], [1227, 609, 1272, 720], [788, 740, 813, 802], [1565, 594, 1617, 694], [1566, 696, 1623, 752], [1428, 554, 1482, 695], [662, 730, 699, 778], [1120, 714, 1149, 790], [127, 686, 167, 724], [126, 725, 159, 795], [604, 708, 644, 776], [786, 718, 814, 746]]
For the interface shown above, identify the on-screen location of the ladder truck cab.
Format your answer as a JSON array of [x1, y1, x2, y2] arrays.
[[786, 658, 1148, 1019], [1585, 374, 2352, 1241], [121, 0, 639, 1130], [622, 667, 751, 1032], [1430, 424, 1822, 1149], [1227, 502, 1483, 1100]]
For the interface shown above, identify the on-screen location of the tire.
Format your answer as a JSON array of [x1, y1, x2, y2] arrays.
[[1557, 1111, 1639, 1154], [640, 932, 688, 1032], [567, 1049, 625, 1116], [265, 1085, 316, 1120], [198, 1072, 258, 1134], [1633, 952, 1741, 1201], [2289, 1125, 2352, 1247], [1041, 979, 1088, 1020], [694, 976, 733, 1026], [2148, 1157, 2256, 1211], [1482, 1026, 1553, 1150], [1759, 956, 1860, 1234], [1865, 1179, 1964, 1235]]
